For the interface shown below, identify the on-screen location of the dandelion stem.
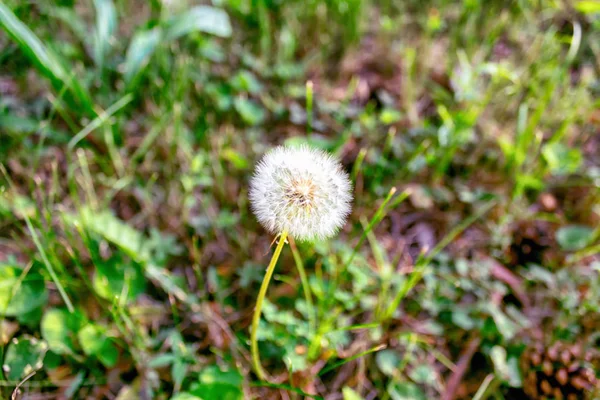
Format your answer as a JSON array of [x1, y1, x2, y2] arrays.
[[251, 230, 288, 380]]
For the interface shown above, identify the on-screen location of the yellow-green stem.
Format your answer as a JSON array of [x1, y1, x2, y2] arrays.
[[251, 230, 288, 380]]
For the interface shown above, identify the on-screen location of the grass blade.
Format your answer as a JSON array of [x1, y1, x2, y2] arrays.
[[164, 5, 232, 40], [0, 2, 94, 115], [123, 27, 163, 85], [93, 0, 117, 69], [68, 93, 133, 149], [318, 344, 386, 376]]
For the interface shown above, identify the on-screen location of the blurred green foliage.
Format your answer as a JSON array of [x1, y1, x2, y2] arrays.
[[0, 0, 599, 398]]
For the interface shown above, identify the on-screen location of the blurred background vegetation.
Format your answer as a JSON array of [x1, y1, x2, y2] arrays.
[[0, 0, 599, 399]]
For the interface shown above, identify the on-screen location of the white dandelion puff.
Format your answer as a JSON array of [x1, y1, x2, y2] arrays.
[[249, 145, 353, 241]]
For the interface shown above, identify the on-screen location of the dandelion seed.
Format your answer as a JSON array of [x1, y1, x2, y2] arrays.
[[249, 145, 353, 241]]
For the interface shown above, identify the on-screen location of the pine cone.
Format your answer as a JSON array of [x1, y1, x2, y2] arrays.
[[521, 341, 599, 400]]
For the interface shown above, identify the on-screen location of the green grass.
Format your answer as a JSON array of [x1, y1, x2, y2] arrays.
[[1, 0, 600, 399]]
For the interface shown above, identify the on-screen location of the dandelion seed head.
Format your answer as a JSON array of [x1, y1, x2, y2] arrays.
[[249, 145, 353, 241]]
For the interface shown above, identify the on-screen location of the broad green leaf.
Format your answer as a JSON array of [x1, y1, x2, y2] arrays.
[[41, 308, 84, 355], [556, 225, 594, 251], [148, 353, 176, 368], [3, 335, 48, 381], [93, 257, 146, 303], [164, 6, 232, 40], [233, 97, 265, 126], [189, 365, 243, 400], [77, 324, 105, 355], [74, 208, 149, 261], [409, 365, 436, 385], [380, 109, 402, 124], [486, 304, 517, 340], [230, 70, 263, 94], [490, 345, 509, 381], [0, 264, 48, 316], [387, 382, 426, 400], [0, 3, 93, 114], [507, 356, 523, 387], [542, 143, 582, 175], [0, 114, 69, 141], [68, 208, 196, 305], [77, 324, 118, 367], [93, 0, 117, 69], [376, 349, 400, 376], [222, 148, 249, 169], [452, 310, 475, 330], [0, 114, 43, 134], [123, 27, 163, 84], [283, 343, 307, 372], [172, 360, 188, 391]]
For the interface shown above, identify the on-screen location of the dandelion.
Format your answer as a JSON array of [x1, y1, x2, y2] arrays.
[[249, 145, 352, 241], [248, 145, 352, 379]]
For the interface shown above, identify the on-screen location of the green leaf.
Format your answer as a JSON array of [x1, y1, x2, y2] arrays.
[[0, 114, 69, 141], [409, 365, 436, 385], [387, 382, 426, 400], [0, 264, 48, 316], [0, 3, 93, 114], [380, 109, 402, 124], [41, 308, 84, 355], [93, 0, 117, 69], [487, 304, 517, 340], [164, 6, 232, 40], [342, 387, 364, 400], [507, 356, 523, 387], [575, 1, 600, 14], [542, 143, 582, 175], [148, 353, 176, 368], [93, 256, 146, 303], [376, 349, 400, 377], [283, 343, 307, 372], [189, 365, 243, 400], [0, 114, 40, 134], [234, 97, 265, 126], [230, 70, 263, 94], [556, 225, 594, 251], [72, 207, 149, 262], [452, 310, 475, 330], [222, 148, 249, 169], [3, 335, 48, 381], [490, 345, 509, 382], [172, 359, 188, 390], [77, 324, 118, 367], [123, 27, 163, 84], [68, 208, 196, 306]]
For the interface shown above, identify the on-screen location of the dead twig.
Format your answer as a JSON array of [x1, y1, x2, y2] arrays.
[[441, 336, 481, 400]]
